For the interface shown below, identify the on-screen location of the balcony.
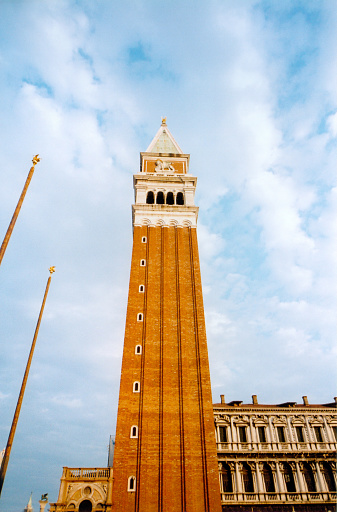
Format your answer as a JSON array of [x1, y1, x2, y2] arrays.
[[221, 491, 337, 504], [62, 467, 111, 480], [217, 441, 336, 452]]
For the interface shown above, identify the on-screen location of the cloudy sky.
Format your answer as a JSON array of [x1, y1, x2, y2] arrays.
[[0, 0, 336, 509]]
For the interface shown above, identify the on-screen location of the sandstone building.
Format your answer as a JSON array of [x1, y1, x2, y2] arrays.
[[50, 122, 336, 512]]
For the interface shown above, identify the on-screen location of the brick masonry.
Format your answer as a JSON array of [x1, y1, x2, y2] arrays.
[[111, 225, 222, 512]]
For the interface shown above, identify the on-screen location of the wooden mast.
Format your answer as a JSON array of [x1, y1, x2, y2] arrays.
[[0, 266, 55, 497], [0, 155, 41, 267]]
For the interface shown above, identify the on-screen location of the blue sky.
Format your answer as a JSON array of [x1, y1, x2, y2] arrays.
[[0, 0, 336, 510]]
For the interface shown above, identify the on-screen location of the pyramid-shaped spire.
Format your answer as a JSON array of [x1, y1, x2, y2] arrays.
[[25, 493, 33, 512], [146, 117, 183, 154]]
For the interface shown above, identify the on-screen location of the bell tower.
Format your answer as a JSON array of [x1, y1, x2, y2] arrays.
[[111, 119, 221, 512]]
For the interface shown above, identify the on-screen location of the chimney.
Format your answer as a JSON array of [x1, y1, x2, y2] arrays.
[[302, 396, 309, 406], [252, 395, 258, 405], [220, 394, 225, 404]]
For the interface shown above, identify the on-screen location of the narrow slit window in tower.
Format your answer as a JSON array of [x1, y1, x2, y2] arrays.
[[142, 236, 147, 243], [139, 285, 145, 292], [130, 425, 138, 438], [128, 477, 136, 492], [133, 381, 140, 393], [135, 345, 142, 354], [140, 260, 146, 266], [137, 313, 143, 321]]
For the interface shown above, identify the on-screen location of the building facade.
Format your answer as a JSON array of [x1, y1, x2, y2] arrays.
[[215, 395, 337, 511]]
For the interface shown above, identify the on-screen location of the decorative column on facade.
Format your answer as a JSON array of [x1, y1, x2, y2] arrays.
[[256, 462, 265, 498], [228, 462, 236, 494], [296, 462, 307, 495], [269, 462, 279, 495], [276, 462, 287, 500], [249, 416, 257, 449], [235, 463, 244, 500], [330, 462, 337, 488], [309, 461, 320, 493], [248, 462, 258, 494], [231, 417, 238, 449], [316, 462, 328, 496], [268, 416, 275, 451], [289, 462, 299, 492], [218, 463, 223, 494]]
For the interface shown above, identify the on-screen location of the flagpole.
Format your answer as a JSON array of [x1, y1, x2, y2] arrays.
[[0, 266, 55, 497], [0, 155, 41, 267]]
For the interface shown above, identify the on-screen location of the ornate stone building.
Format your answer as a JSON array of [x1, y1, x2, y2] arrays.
[[215, 395, 337, 511], [49, 122, 336, 512]]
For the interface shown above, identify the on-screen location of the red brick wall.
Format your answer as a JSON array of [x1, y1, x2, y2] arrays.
[[111, 226, 221, 512]]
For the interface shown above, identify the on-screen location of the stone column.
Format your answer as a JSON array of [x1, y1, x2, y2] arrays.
[[236, 462, 244, 500], [268, 416, 275, 451], [39, 500, 48, 512], [256, 462, 265, 499], [218, 462, 223, 494], [296, 462, 307, 498], [289, 462, 299, 492], [269, 462, 279, 497], [276, 462, 287, 501], [317, 462, 328, 498], [310, 462, 321, 492], [248, 462, 258, 494]]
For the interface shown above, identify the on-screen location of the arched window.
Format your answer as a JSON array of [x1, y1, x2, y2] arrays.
[[128, 476, 136, 492], [139, 285, 145, 292], [321, 462, 336, 491], [221, 463, 233, 493], [242, 462, 254, 493], [135, 345, 142, 354], [140, 259, 146, 266], [302, 462, 316, 492], [176, 192, 184, 205], [146, 191, 154, 204], [156, 191, 164, 204], [137, 313, 143, 321], [133, 381, 140, 393], [79, 501, 92, 512], [283, 463, 296, 492], [166, 191, 174, 205], [262, 463, 275, 493], [130, 425, 138, 438]]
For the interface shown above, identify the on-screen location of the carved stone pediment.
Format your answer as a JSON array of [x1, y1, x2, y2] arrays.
[[325, 415, 337, 425], [271, 415, 287, 425], [290, 415, 305, 424], [233, 415, 249, 424], [252, 414, 268, 425], [215, 414, 230, 423], [308, 415, 324, 425]]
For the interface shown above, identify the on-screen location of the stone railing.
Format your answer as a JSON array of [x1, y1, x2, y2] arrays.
[[221, 491, 337, 503], [217, 441, 336, 452], [63, 467, 111, 479]]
